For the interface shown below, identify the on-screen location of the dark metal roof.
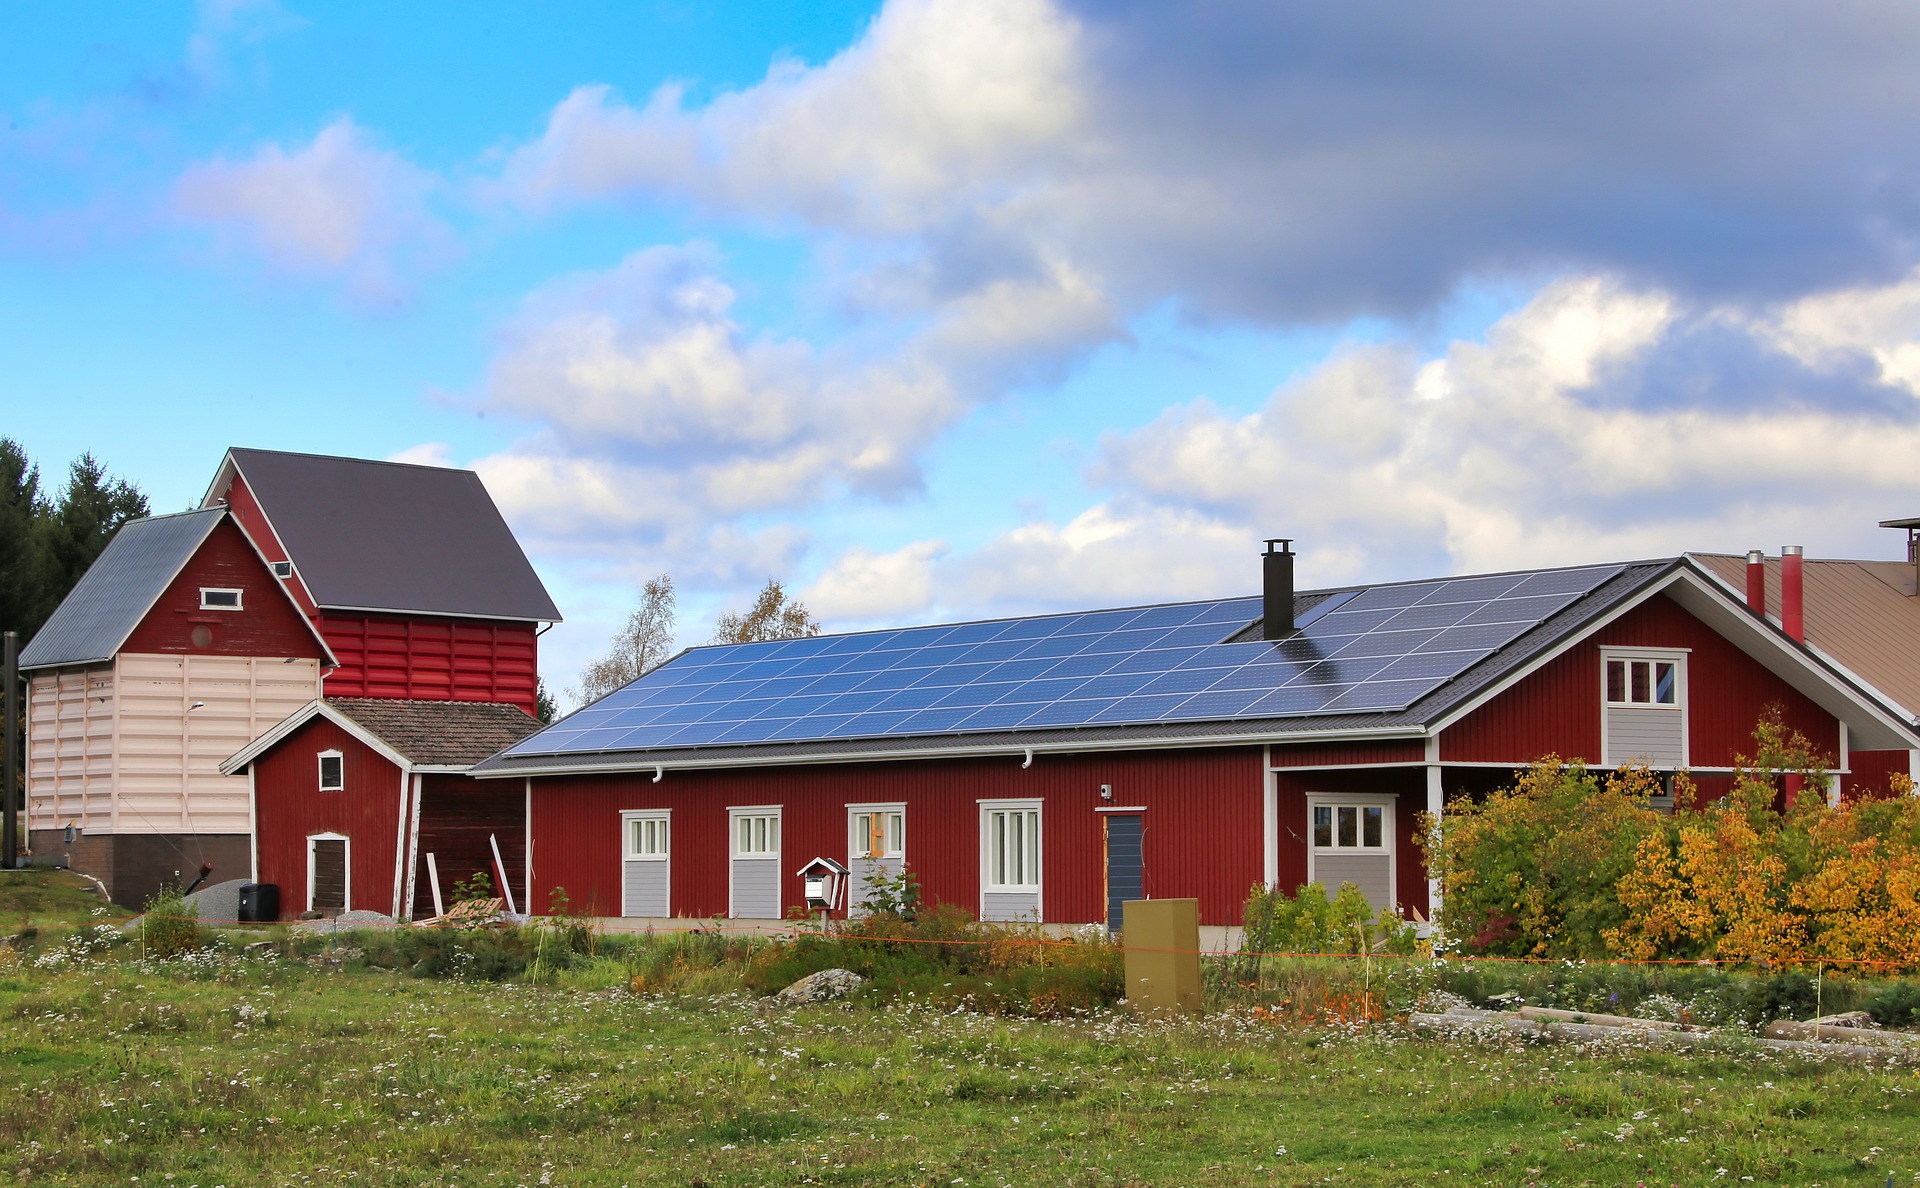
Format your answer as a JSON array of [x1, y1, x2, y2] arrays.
[[328, 698, 544, 767], [218, 448, 561, 622], [469, 560, 1679, 777], [19, 509, 225, 670]]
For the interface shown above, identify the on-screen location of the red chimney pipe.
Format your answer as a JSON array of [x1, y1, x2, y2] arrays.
[[1745, 549, 1766, 615], [1781, 545, 1805, 643]]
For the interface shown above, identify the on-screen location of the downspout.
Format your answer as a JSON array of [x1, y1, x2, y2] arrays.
[[1021, 748, 1034, 769], [653, 765, 664, 783]]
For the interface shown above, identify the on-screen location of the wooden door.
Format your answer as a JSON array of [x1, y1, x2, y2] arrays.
[[310, 838, 347, 916]]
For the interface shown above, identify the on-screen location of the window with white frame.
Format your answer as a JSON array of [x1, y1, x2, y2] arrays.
[[851, 808, 904, 859], [983, 804, 1041, 890], [199, 587, 243, 610], [1605, 655, 1680, 707], [626, 814, 669, 859], [317, 750, 344, 792], [1311, 802, 1386, 851], [734, 812, 780, 857], [270, 561, 294, 579]]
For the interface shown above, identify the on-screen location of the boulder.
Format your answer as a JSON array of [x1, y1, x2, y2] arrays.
[[771, 967, 866, 1008]]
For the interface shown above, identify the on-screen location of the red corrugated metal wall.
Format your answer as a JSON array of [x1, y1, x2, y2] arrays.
[[527, 746, 1266, 926], [1270, 767, 1429, 917], [252, 717, 404, 919], [319, 613, 539, 713], [120, 518, 325, 659], [1270, 739, 1425, 767], [1442, 593, 1839, 766], [411, 775, 526, 917]]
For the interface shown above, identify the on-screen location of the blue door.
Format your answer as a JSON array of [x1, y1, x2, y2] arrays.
[[1105, 813, 1144, 935]]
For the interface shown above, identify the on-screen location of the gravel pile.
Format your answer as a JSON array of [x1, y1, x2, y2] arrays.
[[293, 909, 399, 933]]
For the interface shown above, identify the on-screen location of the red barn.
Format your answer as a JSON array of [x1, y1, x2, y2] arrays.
[[201, 448, 562, 715], [473, 549, 1920, 940], [221, 698, 541, 919]]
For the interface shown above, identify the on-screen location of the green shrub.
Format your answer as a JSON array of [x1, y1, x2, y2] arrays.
[[1864, 980, 1920, 1028], [140, 887, 208, 960]]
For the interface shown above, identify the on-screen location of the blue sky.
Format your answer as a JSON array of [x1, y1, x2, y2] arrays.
[[7, 1, 1920, 703]]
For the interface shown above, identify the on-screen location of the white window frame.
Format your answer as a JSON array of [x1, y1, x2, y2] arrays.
[[847, 802, 906, 861], [199, 587, 244, 611], [979, 798, 1043, 902], [1304, 792, 1395, 894], [622, 809, 670, 860], [1601, 647, 1687, 709], [270, 560, 294, 579], [317, 749, 345, 793], [306, 831, 351, 914], [730, 806, 782, 859]]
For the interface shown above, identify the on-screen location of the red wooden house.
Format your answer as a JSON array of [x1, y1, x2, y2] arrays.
[[471, 545, 1920, 939], [220, 698, 541, 919]]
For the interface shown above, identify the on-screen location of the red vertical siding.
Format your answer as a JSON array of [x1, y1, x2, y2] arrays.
[[527, 746, 1266, 927], [1270, 767, 1430, 917], [1270, 740, 1425, 767], [1843, 749, 1912, 801], [319, 613, 539, 714], [1442, 592, 1839, 768], [411, 775, 526, 917], [216, 473, 319, 617], [120, 518, 325, 659], [252, 717, 405, 919]]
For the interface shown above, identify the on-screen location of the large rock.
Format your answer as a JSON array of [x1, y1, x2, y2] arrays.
[[771, 968, 866, 1007]]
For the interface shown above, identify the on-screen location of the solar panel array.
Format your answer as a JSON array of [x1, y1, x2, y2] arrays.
[[509, 564, 1624, 757]]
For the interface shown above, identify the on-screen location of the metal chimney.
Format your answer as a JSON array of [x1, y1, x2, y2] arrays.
[[1781, 545, 1805, 643], [1744, 550, 1766, 615], [1262, 539, 1294, 640]]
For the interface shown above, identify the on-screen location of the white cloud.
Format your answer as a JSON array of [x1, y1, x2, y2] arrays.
[[500, 0, 1084, 233], [386, 442, 456, 468], [173, 117, 445, 297], [830, 273, 1920, 619], [804, 539, 950, 622], [1762, 268, 1920, 396]]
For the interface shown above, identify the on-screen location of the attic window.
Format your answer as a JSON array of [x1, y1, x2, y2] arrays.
[[318, 750, 344, 792], [270, 561, 294, 579], [200, 587, 243, 611]]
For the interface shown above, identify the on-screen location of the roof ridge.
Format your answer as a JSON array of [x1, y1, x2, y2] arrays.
[[231, 446, 475, 477]]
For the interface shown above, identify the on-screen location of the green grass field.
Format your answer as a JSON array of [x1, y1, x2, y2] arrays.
[[2, 874, 1918, 1185]]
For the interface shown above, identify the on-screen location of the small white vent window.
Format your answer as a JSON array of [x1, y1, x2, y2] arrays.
[[317, 750, 344, 792], [270, 561, 294, 579], [199, 587, 243, 610]]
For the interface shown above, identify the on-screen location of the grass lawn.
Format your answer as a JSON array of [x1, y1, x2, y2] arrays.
[[0, 869, 127, 931], [4, 944, 1920, 1186]]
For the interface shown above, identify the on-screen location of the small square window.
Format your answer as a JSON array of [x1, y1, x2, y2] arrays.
[[271, 561, 294, 579], [734, 813, 780, 856], [1604, 654, 1683, 708], [199, 587, 243, 610], [1309, 799, 1389, 851], [627, 816, 668, 859], [318, 751, 344, 792]]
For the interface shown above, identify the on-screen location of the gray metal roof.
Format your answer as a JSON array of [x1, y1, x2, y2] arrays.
[[19, 509, 225, 670], [216, 448, 561, 623], [469, 560, 1682, 777]]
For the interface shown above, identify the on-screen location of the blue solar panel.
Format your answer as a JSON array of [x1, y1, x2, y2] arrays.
[[506, 564, 1626, 756]]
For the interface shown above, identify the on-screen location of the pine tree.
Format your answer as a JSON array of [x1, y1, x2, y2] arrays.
[[36, 453, 150, 627], [0, 439, 47, 639]]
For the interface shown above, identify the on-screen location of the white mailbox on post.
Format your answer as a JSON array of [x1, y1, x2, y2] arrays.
[[796, 856, 849, 913]]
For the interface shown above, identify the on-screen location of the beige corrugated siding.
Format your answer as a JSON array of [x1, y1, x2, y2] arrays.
[[1692, 553, 1920, 717], [26, 666, 118, 834]]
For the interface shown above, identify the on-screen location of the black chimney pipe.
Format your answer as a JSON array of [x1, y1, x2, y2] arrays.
[[1262, 539, 1294, 640]]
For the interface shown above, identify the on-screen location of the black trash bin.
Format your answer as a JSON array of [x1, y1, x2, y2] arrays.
[[237, 883, 280, 923]]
